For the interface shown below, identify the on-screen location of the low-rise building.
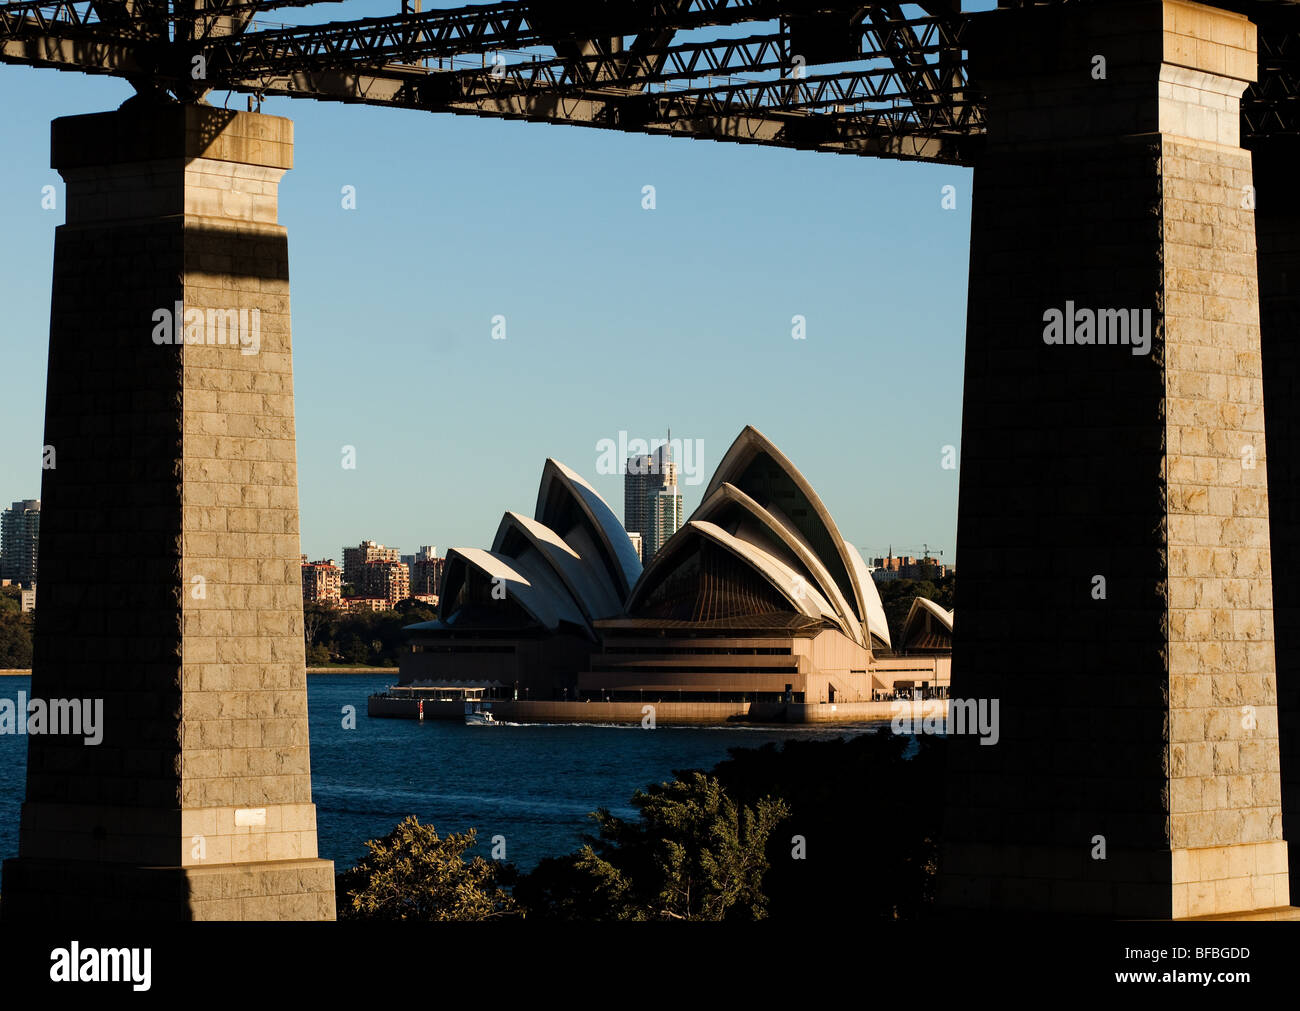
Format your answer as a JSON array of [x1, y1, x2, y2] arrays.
[[871, 551, 947, 582], [362, 558, 410, 605], [342, 540, 400, 588], [342, 596, 390, 613], [301, 559, 342, 606], [409, 550, 445, 597]]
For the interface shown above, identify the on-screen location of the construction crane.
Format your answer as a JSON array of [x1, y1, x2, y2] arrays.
[[882, 544, 944, 562]]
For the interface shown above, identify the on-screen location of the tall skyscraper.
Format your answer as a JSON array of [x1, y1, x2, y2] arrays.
[[649, 482, 683, 559], [624, 434, 682, 561], [0, 499, 40, 586], [624, 458, 654, 551]]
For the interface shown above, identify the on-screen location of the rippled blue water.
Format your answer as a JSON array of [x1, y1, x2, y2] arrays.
[[0, 674, 871, 871]]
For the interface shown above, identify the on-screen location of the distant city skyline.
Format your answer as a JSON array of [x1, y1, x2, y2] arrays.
[[285, 437, 953, 574], [0, 473, 955, 584]]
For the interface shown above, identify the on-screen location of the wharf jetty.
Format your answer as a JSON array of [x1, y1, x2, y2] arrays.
[[367, 683, 947, 726]]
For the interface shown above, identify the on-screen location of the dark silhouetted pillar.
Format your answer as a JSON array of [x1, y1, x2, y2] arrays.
[[942, 0, 1289, 918], [1, 104, 335, 920]]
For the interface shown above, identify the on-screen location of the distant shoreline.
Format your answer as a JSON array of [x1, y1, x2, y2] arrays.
[[0, 668, 394, 676], [308, 668, 396, 675]]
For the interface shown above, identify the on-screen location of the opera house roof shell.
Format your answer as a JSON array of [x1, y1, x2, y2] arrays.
[[412, 425, 892, 653], [900, 596, 954, 651]]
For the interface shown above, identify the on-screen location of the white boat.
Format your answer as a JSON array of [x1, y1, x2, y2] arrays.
[[464, 709, 499, 726]]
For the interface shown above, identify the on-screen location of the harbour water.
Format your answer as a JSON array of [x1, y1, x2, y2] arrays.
[[0, 674, 875, 872]]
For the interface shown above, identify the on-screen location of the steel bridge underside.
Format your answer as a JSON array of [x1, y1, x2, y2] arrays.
[[0, 1, 1294, 166]]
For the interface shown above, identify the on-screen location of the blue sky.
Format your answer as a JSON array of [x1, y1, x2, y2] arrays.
[[0, 5, 977, 567]]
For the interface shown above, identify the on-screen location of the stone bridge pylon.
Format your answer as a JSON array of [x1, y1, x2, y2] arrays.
[[941, 0, 1295, 919], [1, 104, 335, 920]]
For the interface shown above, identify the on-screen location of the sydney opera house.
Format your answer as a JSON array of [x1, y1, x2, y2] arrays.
[[397, 426, 949, 705]]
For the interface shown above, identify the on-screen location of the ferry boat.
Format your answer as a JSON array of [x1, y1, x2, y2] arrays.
[[367, 681, 497, 720], [464, 707, 499, 726]]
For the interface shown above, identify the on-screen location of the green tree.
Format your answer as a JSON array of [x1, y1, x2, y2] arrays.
[[336, 816, 518, 921], [0, 609, 33, 668], [340, 633, 370, 664], [303, 602, 332, 650], [711, 732, 944, 920], [0, 584, 22, 614], [877, 575, 954, 646], [524, 732, 947, 923], [517, 773, 788, 921], [931, 572, 955, 610], [393, 598, 438, 620], [307, 601, 437, 667]]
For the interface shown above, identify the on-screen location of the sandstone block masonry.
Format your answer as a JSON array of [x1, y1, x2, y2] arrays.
[[1, 104, 334, 920], [940, 0, 1289, 918], [1249, 126, 1300, 890]]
